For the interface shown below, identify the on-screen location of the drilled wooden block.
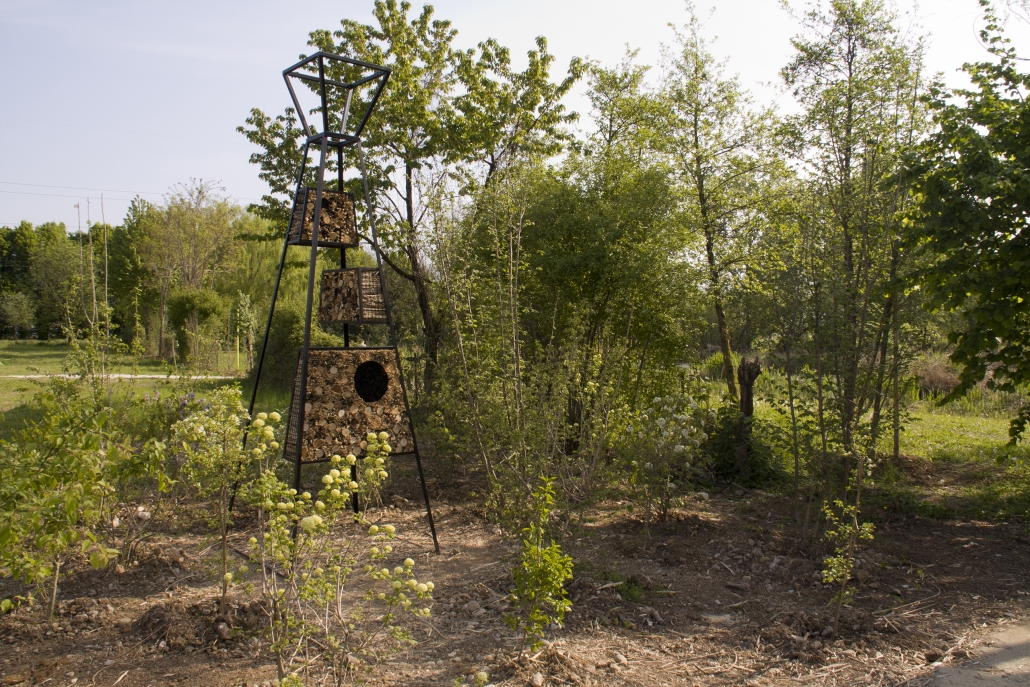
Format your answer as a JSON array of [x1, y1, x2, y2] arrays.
[[319, 269, 387, 324], [287, 348, 413, 463], [287, 187, 358, 246]]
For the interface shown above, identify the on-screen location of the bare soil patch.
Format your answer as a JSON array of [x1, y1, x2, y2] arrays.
[[3, 479, 1029, 687]]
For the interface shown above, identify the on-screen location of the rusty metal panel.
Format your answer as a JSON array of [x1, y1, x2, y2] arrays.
[[287, 187, 358, 247], [285, 347, 413, 464]]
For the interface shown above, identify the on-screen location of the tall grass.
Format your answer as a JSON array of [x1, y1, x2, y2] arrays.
[[908, 385, 1026, 419]]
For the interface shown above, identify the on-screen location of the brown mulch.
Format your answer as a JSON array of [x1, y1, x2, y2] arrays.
[[2, 482, 1029, 687]]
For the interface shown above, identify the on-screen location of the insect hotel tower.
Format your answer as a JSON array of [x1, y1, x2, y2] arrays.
[[247, 52, 439, 553]]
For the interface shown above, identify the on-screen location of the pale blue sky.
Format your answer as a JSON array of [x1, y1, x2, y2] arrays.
[[0, 0, 1010, 230]]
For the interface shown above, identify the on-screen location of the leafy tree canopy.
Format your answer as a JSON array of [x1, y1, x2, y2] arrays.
[[905, 1, 1030, 437]]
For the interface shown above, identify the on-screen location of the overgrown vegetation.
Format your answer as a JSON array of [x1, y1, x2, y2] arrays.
[[3, 0, 1030, 676]]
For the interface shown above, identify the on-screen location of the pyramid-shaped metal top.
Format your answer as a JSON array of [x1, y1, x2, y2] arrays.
[[283, 51, 391, 145]]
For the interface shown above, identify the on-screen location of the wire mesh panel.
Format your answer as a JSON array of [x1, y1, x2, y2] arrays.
[[287, 187, 358, 247], [318, 268, 387, 324], [360, 269, 386, 321], [284, 347, 413, 464], [283, 350, 306, 463]]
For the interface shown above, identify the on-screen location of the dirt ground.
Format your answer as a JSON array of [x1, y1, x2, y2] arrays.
[[3, 466, 1030, 687]]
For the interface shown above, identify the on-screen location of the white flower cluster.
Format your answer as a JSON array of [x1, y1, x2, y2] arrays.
[[622, 395, 710, 459]]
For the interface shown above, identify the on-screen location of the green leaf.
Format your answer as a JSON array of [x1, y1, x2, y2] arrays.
[[89, 551, 108, 569]]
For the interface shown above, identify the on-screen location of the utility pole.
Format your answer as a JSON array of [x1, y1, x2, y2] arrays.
[[101, 194, 109, 341], [75, 203, 87, 324], [101, 194, 111, 405], [86, 200, 97, 324]]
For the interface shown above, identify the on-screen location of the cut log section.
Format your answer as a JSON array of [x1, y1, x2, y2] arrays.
[[287, 187, 358, 247], [318, 268, 387, 324], [284, 347, 413, 464]]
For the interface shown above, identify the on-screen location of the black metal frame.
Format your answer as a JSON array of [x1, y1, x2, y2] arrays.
[[242, 52, 439, 554], [283, 51, 390, 143]]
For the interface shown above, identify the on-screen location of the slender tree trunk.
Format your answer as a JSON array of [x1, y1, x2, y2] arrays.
[[404, 163, 439, 386], [702, 219, 737, 399], [836, 50, 859, 498], [440, 240, 495, 483], [867, 304, 893, 469], [159, 283, 168, 359], [786, 343, 801, 521], [691, 97, 737, 401], [713, 296, 737, 400], [629, 333, 652, 408], [803, 280, 829, 545], [88, 230, 98, 326], [834, 288, 893, 633], [892, 321, 901, 462], [220, 487, 228, 614], [46, 557, 60, 622]]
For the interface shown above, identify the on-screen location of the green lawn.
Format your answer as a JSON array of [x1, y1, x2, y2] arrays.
[[0, 340, 169, 417], [0, 340, 250, 441], [890, 411, 1024, 464], [868, 410, 1030, 520]]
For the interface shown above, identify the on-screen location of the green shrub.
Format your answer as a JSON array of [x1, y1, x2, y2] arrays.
[[699, 405, 784, 487], [505, 478, 573, 653], [171, 388, 277, 612], [614, 394, 714, 522], [0, 373, 167, 619], [700, 351, 741, 382], [167, 288, 225, 365], [251, 304, 342, 389], [246, 454, 432, 683], [821, 500, 875, 627]]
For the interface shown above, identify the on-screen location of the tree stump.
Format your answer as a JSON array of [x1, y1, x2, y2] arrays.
[[735, 357, 762, 478]]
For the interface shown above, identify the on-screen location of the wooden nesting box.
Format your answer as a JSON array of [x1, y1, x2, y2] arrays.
[[287, 187, 358, 247], [284, 347, 413, 464], [318, 268, 387, 324]]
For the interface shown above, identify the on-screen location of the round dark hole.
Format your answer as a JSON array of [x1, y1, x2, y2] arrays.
[[354, 360, 389, 402]]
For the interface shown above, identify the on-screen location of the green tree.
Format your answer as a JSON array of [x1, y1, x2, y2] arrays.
[[661, 9, 776, 401], [781, 0, 926, 487], [904, 1, 1030, 440], [107, 198, 162, 349], [167, 288, 225, 365], [452, 35, 584, 187], [30, 222, 79, 337], [241, 1, 583, 383], [140, 181, 240, 360], [310, 1, 458, 376], [0, 291, 35, 339], [585, 50, 659, 157], [229, 290, 258, 369], [0, 221, 37, 295]]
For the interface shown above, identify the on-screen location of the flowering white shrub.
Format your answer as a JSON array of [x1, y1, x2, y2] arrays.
[[246, 454, 432, 684], [358, 431, 392, 507], [616, 394, 714, 521]]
